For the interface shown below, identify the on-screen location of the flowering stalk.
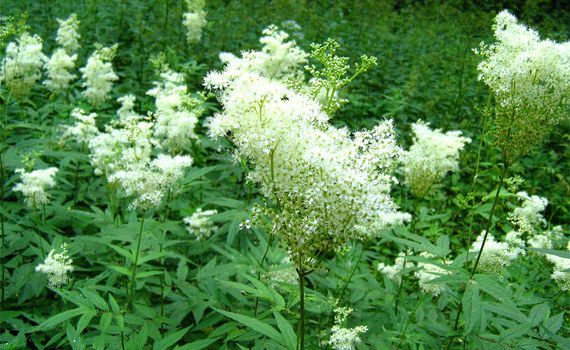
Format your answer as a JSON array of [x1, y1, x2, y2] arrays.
[[296, 268, 307, 350], [446, 160, 508, 350], [0, 154, 5, 308], [125, 214, 145, 310]]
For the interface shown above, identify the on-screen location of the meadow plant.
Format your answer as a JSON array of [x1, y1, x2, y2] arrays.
[[80, 44, 118, 106], [183, 0, 207, 44], [400, 120, 471, 198], [13, 167, 58, 207], [0, 32, 46, 98], [35, 243, 73, 287]]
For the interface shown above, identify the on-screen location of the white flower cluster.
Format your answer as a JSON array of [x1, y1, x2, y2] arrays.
[[508, 191, 548, 235], [35, 243, 73, 287], [211, 24, 307, 87], [378, 252, 407, 282], [87, 96, 193, 211], [206, 66, 409, 267], [183, 208, 218, 240], [80, 45, 119, 106], [183, 0, 207, 44], [545, 242, 570, 291], [13, 167, 58, 207], [329, 307, 367, 350], [414, 252, 451, 296], [527, 226, 564, 250], [44, 48, 77, 93], [110, 154, 193, 211], [63, 108, 98, 144], [400, 120, 471, 198], [476, 10, 570, 161], [470, 231, 523, 274], [0, 32, 47, 97], [44, 14, 80, 93], [56, 14, 80, 53], [147, 69, 200, 152]]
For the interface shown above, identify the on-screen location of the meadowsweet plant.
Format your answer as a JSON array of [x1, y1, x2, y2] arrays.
[[55, 14, 80, 53], [328, 307, 368, 350], [469, 231, 523, 274], [400, 120, 471, 198], [544, 242, 570, 291], [0, 32, 47, 98], [414, 252, 451, 296], [62, 108, 98, 144], [44, 48, 77, 94], [13, 167, 58, 207], [80, 44, 118, 106], [183, 0, 207, 44], [147, 68, 202, 153], [214, 24, 308, 85], [184, 208, 218, 241], [35, 243, 73, 288], [475, 10, 570, 164], [206, 41, 408, 349], [305, 38, 377, 115]]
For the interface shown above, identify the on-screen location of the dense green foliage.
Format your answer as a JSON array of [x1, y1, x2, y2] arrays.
[[0, 1, 568, 349]]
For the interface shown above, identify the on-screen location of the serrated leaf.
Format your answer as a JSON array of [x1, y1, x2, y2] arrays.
[[174, 337, 219, 350], [213, 308, 282, 344], [463, 281, 481, 335], [153, 326, 191, 350], [274, 312, 296, 350], [30, 307, 85, 332]]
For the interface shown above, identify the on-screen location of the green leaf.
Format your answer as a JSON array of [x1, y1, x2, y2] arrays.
[[462, 281, 481, 335], [153, 326, 191, 350], [30, 307, 85, 332], [174, 338, 219, 350], [474, 274, 515, 308], [274, 312, 296, 350], [212, 308, 282, 344], [529, 303, 549, 327]]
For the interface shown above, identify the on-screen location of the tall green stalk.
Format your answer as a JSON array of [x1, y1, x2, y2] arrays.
[[0, 153, 5, 308], [445, 161, 508, 350], [297, 269, 306, 350], [125, 214, 146, 310]]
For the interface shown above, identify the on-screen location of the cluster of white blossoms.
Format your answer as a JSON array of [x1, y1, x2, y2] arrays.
[[13, 167, 58, 207], [0, 32, 47, 97], [63, 108, 98, 144], [35, 243, 73, 287], [400, 120, 471, 198], [80, 44, 119, 106], [147, 69, 201, 153], [44, 14, 80, 93], [508, 192, 548, 235], [44, 48, 77, 93], [377, 252, 407, 282], [476, 10, 570, 162], [211, 24, 307, 87], [55, 14, 80, 53], [183, 208, 218, 241], [328, 307, 367, 350], [206, 63, 409, 267], [109, 154, 193, 211], [183, 0, 207, 44], [544, 242, 570, 292], [414, 252, 451, 296], [267, 256, 297, 287], [86, 94, 194, 211], [470, 231, 524, 274]]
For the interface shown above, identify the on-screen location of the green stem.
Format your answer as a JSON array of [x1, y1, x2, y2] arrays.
[[445, 162, 508, 350], [296, 269, 306, 350], [125, 214, 145, 310], [0, 153, 5, 308], [33, 203, 46, 259], [337, 245, 363, 301], [254, 233, 275, 316]]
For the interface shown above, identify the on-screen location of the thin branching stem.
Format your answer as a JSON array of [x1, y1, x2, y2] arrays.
[[125, 213, 146, 310]]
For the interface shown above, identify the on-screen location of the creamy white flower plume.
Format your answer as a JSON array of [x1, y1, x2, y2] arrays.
[[13, 167, 58, 207], [80, 45, 119, 106], [400, 120, 470, 198], [36, 243, 73, 287], [56, 14, 80, 52], [470, 231, 523, 274], [63, 108, 98, 144], [183, 208, 218, 241], [183, 0, 207, 44], [328, 307, 367, 350], [0, 32, 47, 97], [44, 48, 77, 93]]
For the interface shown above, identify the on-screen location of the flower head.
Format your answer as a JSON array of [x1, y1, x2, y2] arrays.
[[35, 243, 73, 287], [0, 32, 47, 97], [400, 120, 471, 198], [80, 45, 119, 106], [183, 0, 207, 44], [63, 108, 98, 144], [44, 48, 77, 93], [13, 167, 58, 207], [56, 14, 80, 52], [183, 208, 218, 241]]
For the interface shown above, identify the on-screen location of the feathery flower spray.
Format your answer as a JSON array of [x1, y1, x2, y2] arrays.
[[80, 44, 119, 106], [35, 243, 73, 288], [13, 167, 58, 207], [183, 0, 207, 44]]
